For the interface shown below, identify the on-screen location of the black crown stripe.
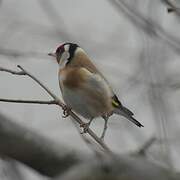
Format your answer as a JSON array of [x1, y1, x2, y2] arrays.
[[67, 43, 78, 63]]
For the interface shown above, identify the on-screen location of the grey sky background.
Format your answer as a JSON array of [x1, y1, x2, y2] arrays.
[[0, 0, 180, 179]]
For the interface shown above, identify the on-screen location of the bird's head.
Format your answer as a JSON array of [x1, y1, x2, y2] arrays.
[[48, 42, 80, 68]]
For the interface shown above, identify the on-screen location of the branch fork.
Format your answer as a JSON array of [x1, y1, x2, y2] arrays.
[[0, 65, 111, 152]]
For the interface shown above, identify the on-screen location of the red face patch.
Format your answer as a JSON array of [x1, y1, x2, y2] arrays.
[[56, 43, 65, 54]]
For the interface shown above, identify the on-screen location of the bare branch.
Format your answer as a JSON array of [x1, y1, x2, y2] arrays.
[[164, 0, 180, 14], [17, 65, 111, 152], [0, 65, 111, 153], [56, 154, 180, 180], [108, 0, 180, 54], [136, 137, 157, 156], [0, 113, 179, 179], [0, 113, 82, 177], [0, 98, 57, 105], [70, 118, 106, 156], [67, 111, 111, 152], [17, 65, 61, 102], [0, 67, 25, 75]]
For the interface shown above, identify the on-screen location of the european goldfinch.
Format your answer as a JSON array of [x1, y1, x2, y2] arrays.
[[48, 42, 143, 139]]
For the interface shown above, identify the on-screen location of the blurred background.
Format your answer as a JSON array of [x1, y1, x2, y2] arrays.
[[0, 0, 180, 179]]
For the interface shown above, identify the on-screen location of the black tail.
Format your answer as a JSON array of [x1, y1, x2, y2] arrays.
[[121, 106, 134, 116], [113, 107, 144, 127]]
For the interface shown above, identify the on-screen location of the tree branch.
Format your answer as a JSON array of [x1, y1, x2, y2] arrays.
[[0, 113, 179, 180], [135, 137, 157, 156], [17, 65, 60, 101], [55, 154, 180, 180], [0, 67, 25, 75], [0, 113, 82, 177], [108, 0, 180, 54], [0, 98, 57, 105], [0, 65, 111, 153], [164, 0, 180, 14]]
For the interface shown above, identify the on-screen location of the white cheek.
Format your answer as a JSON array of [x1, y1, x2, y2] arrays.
[[59, 52, 70, 69], [64, 45, 70, 52]]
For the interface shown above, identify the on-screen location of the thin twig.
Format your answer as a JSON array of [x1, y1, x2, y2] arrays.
[[68, 111, 111, 152], [0, 67, 25, 75], [108, 0, 180, 54], [164, 0, 180, 14], [0, 98, 57, 105], [70, 118, 105, 155], [0, 65, 111, 152], [17, 65, 61, 103], [135, 137, 157, 156]]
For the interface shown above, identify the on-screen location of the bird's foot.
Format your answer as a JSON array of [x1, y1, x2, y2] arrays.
[[80, 120, 92, 133], [62, 105, 71, 118]]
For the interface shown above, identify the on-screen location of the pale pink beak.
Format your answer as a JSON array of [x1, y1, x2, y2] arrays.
[[48, 52, 56, 57]]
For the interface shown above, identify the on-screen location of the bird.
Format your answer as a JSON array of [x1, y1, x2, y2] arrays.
[[48, 42, 143, 139]]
